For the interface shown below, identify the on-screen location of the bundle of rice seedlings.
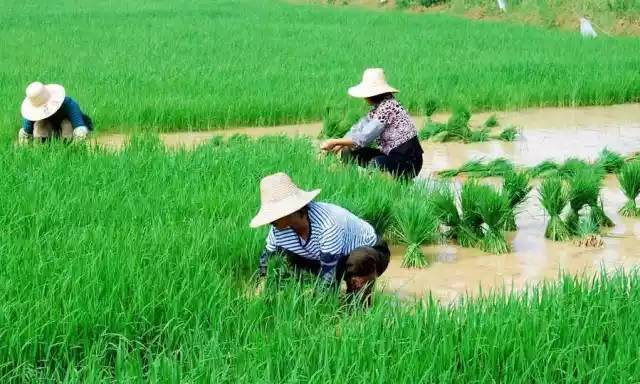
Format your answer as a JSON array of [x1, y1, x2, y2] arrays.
[[476, 186, 512, 254], [320, 109, 361, 139], [559, 157, 592, 178], [447, 106, 472, 140], [430, 130, 450, 143], [538, 176, 571, 241], [486, 158, 516, 177], [424, 98, 439, 119], [431, 184, 461, 239], [458, 180, 486, 248], [483, 114, 499, 128], [617, 161, 640, 217], [419, 121, 447, 141], [347, 189, 394, 236], [467, 128, 490, 143], [497, 125, 518, 141], [391, 197, 439, 268], [597, 148, 625, 174], [573, 211, 604, 248], [502, 170, 532, 231], [529, 160, 561, 178], [566, 167, 609, 231]]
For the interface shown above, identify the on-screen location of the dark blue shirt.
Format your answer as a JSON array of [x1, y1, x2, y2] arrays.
[[22, 97, 88, 134]]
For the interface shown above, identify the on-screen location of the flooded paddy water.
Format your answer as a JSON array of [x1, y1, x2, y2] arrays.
[[97, 104, 640, 304]]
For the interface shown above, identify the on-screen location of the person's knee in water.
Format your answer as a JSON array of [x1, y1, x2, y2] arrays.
[[250, 172, 387, 304], [18, 82, 94, 144], [320, 68, 424, 180]]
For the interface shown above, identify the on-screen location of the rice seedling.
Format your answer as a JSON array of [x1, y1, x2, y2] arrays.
[[497, 125, 518, 141], [597, 148, 626, 174], [424, 98, 440, 118], [446, 105, 472, 140], [566, 167, 611, 232], [538, 176, 571, 241], [529, 160, 561, 178], [419, 121, 448, 141], [431, 183, 461, 239], [617, 160, 640, 217], [458, 180, 487, 248], [467, 127, 490, 143], [320, 108, 361, 139], [559, 157, 593, 178], [502, 170, 532, 231], [390, 196, 440, 268], [573, 209, 604, 248], [437, 158, 515, 178], [483, 114, 499, 128], [476, 189, 512, 254]]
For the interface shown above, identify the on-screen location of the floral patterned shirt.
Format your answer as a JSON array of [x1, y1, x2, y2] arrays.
[[368, 96, 418, 155]]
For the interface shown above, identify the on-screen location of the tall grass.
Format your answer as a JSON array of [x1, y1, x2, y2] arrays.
[[2, 137, 640, 381], [1, 0, 640, 132]]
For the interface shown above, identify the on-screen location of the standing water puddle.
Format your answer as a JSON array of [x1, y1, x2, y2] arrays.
[[97, 104, 640, 304]]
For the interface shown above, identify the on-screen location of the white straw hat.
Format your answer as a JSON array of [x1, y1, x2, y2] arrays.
[[21, 82, 66, 122], [250, 172, 321, 228], [348, 68, 399, 98]]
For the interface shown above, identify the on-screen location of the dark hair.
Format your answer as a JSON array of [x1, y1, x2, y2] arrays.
[[366, 92, 393, 105], [296, 205, 309, 217]]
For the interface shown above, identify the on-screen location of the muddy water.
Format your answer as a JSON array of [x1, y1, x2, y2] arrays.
[[96, 104, 640, 303]]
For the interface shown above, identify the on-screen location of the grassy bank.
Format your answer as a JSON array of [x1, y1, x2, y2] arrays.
[[1, 0, 639, 133], [1, 136, 640, 381]]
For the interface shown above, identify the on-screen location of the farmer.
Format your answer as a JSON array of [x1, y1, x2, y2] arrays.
[[320, 68, 423, 179], [251, 172, 390, 306], [18, 82, 93, 144]]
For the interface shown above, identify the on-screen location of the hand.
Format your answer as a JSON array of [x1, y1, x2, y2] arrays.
[[320, 139, 336, 151], [18, 128, 32, 144], [73, 126, 90, 140], [330, 145, 344, 154]]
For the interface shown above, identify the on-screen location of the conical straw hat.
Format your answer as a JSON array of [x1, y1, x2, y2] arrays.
[[21, 82, 66, 121], [348, 68, 399, 98], [250, 172, 321, 228]]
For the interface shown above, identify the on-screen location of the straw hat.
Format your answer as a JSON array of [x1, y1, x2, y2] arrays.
[[348, 68, 399, 98], [250, 173, 321, 228], [21, 82, 66, 122]]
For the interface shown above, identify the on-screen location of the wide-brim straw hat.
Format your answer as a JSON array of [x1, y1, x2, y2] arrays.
[[348, 68, 399, 98], [21, 82, 66, 122], [250, 172, 321, 228]]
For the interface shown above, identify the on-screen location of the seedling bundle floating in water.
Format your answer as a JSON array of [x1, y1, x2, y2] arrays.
[[476, 186, 512, 254], [538, 176, 571, 241], [419, 107, 518, 144]]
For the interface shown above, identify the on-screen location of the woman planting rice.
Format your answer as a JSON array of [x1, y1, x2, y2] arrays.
[[251, 173, 390, 306], [17, 82, 93, 144], [320, 68, 424, 179]]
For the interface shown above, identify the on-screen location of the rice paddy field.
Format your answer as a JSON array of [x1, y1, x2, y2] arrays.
[[4, 0, 640, 382], [2, 0, 640, 132]]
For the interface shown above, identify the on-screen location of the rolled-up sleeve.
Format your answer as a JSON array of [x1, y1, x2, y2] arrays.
[[22, 119, 35, 134], [346, 117, 385, 148], [62, 97, 87, 128]]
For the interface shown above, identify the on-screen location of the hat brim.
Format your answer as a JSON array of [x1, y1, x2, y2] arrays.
[[250, 189, 321, 228], [348, 84, 399, 99], [21, 84, 66, 122]]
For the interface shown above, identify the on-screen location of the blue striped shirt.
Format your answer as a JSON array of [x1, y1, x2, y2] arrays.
[[22, 97, 88, 134], [260, 202, 377, 284]]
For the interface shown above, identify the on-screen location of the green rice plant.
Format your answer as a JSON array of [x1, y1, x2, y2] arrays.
[[424, 98, 440, 118], [437, 158, 515, 178], [430, 130, 450, 142], [431, 184, 461, 239], [502, 170, 532, 231], [446, 105, 472, 140], [458, 179, 487, 248], [559, 157, 593, 178], [419, 121, 448, 141], [617, 160, 640, 217], [476, 186, 512, 254], [597, 148, 625, 174], [320, 108, 361, 139], [529, 160, 561, 178], [483, 114, 499, 128], [566, 167, 607, 232], [467, 127, 490, 143], [390, 197, 439, 268], [497, 125, 518, 141], [538, 176, 571, 241]]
